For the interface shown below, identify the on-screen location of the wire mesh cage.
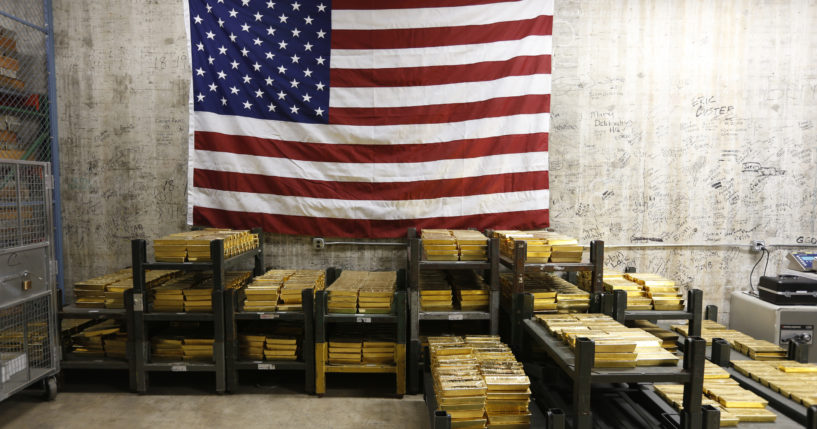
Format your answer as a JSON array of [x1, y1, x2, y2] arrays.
[[0, 2, 51, 164], [0, 161, 49, 249], [0, 293, 54, 399]]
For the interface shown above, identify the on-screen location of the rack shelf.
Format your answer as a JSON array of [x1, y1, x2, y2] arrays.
[[498, 240, 605, 294], [130, 230, 264, 394], [314, 270, 407, 397], [522, 317, 707, 429], [57, 289, 137, 390], [609, 288, 704, 337], [406, 228, 501, 395], [224, 286, 315, 393]]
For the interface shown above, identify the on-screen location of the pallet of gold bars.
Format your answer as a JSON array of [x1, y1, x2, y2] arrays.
[[277, 269, 325, 311], [358, 271, 396, 314], [326, 270, 365, 314], [68, 319, 126, 360], [625, 273, 685, 311], [500, 273, 557, 312]]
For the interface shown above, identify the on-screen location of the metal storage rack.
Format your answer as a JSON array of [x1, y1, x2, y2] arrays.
[[498, 240, 604, 350], [0, 160, 58, 402], [223, 283, 314, 393], [521, 317, 708, 429], [406, 228, 501, 395], [691, 304, 817, 428], [130, 232, 263, 394], [58, 291, 134, 388], [314, 268, 407, 396]]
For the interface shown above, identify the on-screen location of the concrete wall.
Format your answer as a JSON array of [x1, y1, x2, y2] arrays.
[[53, 0, 817, 320]]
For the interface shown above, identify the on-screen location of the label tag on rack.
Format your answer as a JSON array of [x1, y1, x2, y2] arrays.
[[260, 313, 279, 319], [133, 294, 143, 312], [171, 365, 187, 372], [89, 310, 99, 313], [356, 317, 372, 323], [448, 314, 464, 321], [258, 363, 275, 370]]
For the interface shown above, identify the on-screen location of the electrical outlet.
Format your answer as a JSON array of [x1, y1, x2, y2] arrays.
[[312, 237, 325, 250], [751, 240, 766, 252]]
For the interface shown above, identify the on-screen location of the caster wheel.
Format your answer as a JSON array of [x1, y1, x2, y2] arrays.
[[43, 376, 57, 401]]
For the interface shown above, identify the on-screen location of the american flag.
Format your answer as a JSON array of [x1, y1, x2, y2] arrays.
[[185, 0, 552, 237]]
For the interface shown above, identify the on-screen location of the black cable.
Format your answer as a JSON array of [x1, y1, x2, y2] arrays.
[[749, 249, 765, 293], [762, 248, 770, 277]]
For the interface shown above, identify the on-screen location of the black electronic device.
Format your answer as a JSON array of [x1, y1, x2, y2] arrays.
[[758, 275, 817, 305]]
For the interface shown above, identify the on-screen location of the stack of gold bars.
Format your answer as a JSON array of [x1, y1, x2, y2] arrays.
[[602, 271, 653, 310], [327, 271, 396, 314], [363, 336, 395, 364], [329, 337, 362, 364], [327, 270, 366, 313], [452, 230, 489, 261], [655, 360, 778, 424], [733, 360, 817, 407], [625, 273, 684, 311], [73, 268, 178, 309], [670, 320, 787, 359], [151, 326, 215, 362], [151, 273, 202, 312], [264, 324, 302, 361], [500, 273, 557, 312], [153, 228, 258, 262], [419, 270, 454, 311], [68, 319, 123, 359], [358, 271, 397, 314], [536, 313, 679, 367], [422, 229, 459, 261], [278, 269, 325, 311], [242, 269, 293, 312], [238, 333, 266, 360], [429, 335, 532, 428], [421, 229, 489, 261], [451, 271, 490, 311], [495, 230, 551, 263], [429, 336, 488, 428], [494, 230, 583, 263]]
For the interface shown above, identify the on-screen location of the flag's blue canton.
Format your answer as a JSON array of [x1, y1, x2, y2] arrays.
[[189, 0, 331, 124]]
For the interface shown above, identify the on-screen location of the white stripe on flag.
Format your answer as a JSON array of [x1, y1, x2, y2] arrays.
[[329, 74, 551, 109], [332, 0, 554, 30], [194, 111, 550, 145], [194, 150, 548, 183], [330, 35, 551, 70], [192, 188, 550, 220]]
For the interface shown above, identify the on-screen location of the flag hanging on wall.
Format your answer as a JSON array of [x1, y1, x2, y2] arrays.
[[184, 0, 551, 237]]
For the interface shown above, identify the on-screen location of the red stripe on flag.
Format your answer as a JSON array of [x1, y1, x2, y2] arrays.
[[329, 94, 550, 126], [195, 131, 547, 163], [331, 55, 550, 88], [194, 169, 548, 200], [332, 15, 552, 49], [193, 206, 549, 238], [332, 0, 518, 9]]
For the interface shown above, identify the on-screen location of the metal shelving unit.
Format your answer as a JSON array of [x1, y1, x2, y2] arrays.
[[498, 240, 604, 350], [314, 269, 407, 396], [406, 228, 501, 395], [522, 317, 707, 429], [130, 232, 263, 394], [223, 285, 314, 393], [58, 289, 135, 389]]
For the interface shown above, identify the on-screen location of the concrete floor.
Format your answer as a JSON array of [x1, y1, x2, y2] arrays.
[[0, 371, 429, 429]]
